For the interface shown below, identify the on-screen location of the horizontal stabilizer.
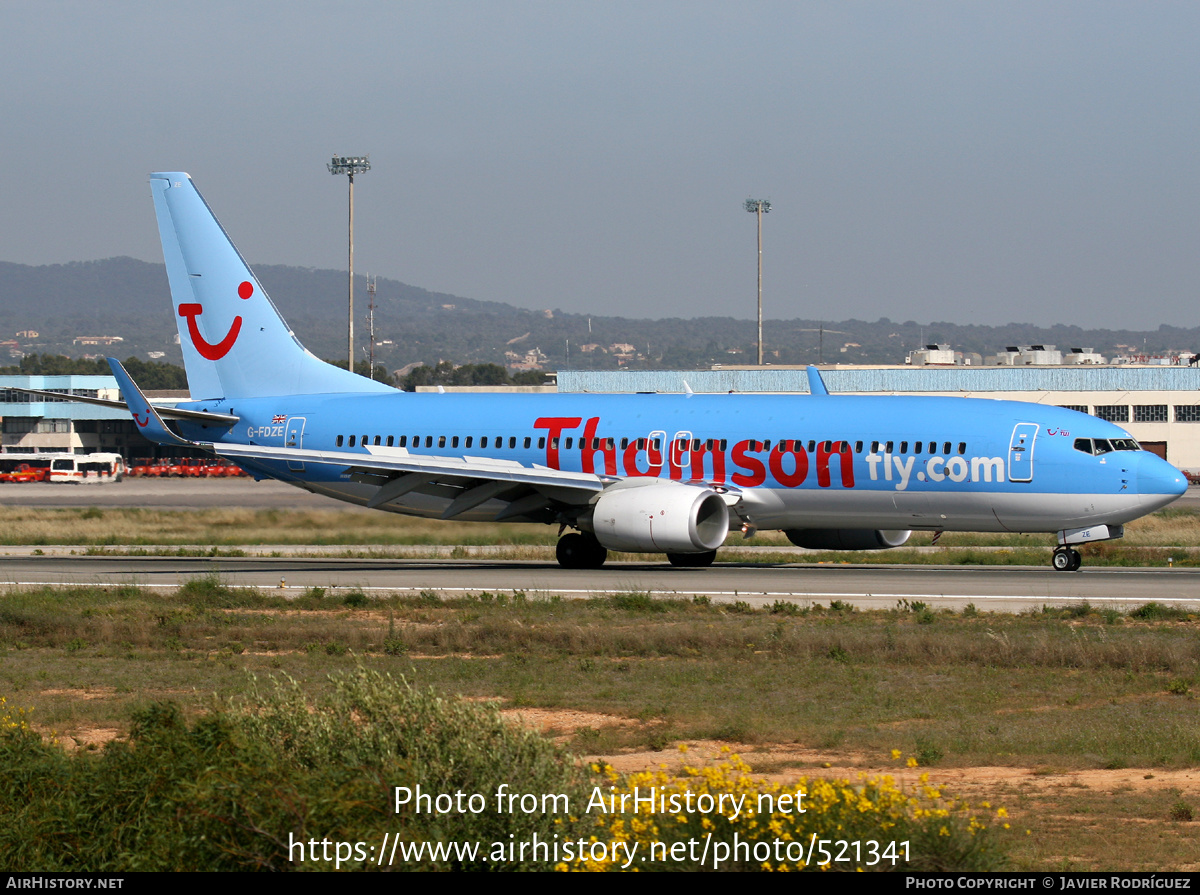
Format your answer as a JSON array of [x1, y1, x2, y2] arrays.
[[5, 384, 238, 427]]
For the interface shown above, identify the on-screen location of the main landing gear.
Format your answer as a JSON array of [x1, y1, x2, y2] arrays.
[[556, 532, 608, 569], [553, 534, 719, 569], [1052, 547, 1082, 572]]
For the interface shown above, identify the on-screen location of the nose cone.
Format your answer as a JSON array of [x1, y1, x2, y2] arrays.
[[1137, 453, 1188, 510]]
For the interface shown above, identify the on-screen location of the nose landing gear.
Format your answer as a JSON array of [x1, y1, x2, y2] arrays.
[[1052, 547, 1082, 572]]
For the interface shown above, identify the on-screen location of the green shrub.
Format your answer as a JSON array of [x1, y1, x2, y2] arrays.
[[609, 592, 664, 612], [342, 590, 368, 608], [0, 669, 589, 871]]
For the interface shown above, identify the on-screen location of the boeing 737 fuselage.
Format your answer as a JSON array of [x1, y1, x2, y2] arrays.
[[62, 173, 1189, 571]]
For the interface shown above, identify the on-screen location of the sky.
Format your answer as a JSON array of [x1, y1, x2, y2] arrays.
[[2, 1, 1199, 330]]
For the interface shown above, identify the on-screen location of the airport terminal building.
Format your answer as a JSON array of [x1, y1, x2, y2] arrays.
[[0, 375, 150, 456]]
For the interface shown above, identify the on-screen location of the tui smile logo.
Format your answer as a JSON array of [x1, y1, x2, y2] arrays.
[[178, 281, 254, 360]]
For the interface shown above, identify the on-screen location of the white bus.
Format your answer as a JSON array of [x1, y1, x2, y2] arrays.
[[47, 453, 126, 484]]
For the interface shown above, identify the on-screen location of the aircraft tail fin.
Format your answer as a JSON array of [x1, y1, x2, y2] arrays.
[[149, 172, 392, 401]]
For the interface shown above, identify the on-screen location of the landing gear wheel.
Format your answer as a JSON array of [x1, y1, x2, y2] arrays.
[[666, 550, 717, 568], [556, 532, 608, 569], [1052, 548, 1082, 572]]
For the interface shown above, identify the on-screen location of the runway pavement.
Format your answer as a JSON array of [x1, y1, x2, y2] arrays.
[[1, 479, 1196, 612], [0, 553, 1195, 613]]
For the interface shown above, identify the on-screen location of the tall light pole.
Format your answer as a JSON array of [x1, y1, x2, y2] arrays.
[[329, 155, 371, 371], [744, 198, 771, 365]]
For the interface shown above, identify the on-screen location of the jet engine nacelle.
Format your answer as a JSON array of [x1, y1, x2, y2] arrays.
[[592, 482, 730, 553], [785, 528, 911, 550]]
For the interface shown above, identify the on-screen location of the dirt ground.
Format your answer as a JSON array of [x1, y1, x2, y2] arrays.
[[509, 706, 1195, 790]]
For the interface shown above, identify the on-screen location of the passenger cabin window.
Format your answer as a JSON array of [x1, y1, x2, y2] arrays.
[[348, 435, 356, 447], [336, 435, 344, 447]]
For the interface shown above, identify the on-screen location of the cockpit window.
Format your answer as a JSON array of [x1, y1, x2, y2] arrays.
[[1074, 436, 1142, 455]]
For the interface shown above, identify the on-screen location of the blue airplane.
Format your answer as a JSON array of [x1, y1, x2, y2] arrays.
[[44, 172, 1191, 572]]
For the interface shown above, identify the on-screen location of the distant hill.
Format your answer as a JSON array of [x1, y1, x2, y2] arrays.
[[0, 257, 1196, 371]]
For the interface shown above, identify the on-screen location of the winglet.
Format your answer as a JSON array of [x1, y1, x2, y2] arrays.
[[806, 365, 830, 396], [107, 358, 194, 446]]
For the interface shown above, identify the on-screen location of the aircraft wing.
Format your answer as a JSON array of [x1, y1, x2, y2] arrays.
[[208, 442, 610, 520]]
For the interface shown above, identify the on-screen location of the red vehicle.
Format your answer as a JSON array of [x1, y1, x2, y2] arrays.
[[0, 463, 48, 483]]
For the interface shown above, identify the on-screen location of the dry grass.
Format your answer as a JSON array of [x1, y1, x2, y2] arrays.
[[1, 505, 1196, 566], [0, 506, 563, 547], [2, 583, 1199, 869]]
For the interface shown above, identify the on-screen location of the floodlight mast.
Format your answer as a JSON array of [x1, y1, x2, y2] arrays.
[[328, 155, 371, 371], [744, 198, 771, 365]]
